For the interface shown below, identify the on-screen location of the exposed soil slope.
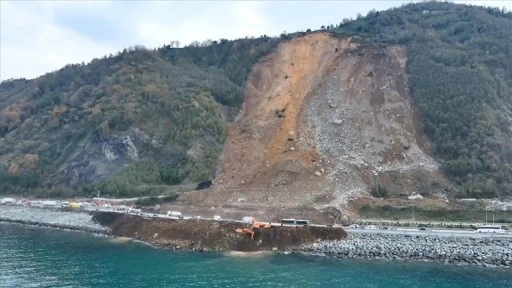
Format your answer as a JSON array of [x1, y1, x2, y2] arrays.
[[93, 212, 347, 251], [179, 33, 448, 216]]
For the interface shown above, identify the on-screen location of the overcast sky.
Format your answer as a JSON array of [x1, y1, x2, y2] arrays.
[[1, 1, 511, 81]]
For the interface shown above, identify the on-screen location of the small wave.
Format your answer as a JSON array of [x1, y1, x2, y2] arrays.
[[223, 251, 273, 258], [132, 239, 156, 248], [108, 237, 132, 243]]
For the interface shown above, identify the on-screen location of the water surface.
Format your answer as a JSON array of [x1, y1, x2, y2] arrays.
[[1, 223, 510, 287]]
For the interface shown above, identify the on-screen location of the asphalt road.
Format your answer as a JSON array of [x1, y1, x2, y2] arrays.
[[344, 227, 512, 238]]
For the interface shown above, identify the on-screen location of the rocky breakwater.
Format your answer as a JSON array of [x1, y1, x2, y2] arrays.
[[0, 206, 109, 234], [298, 232, 512, 268]]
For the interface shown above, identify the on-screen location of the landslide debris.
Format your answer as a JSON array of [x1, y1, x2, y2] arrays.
[[180, 32, 447, 213]]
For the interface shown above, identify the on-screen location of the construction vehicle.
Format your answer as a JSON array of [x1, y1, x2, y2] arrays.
[[252, 219, 272, 229], [280, 218, 309, 227], [235, 228, 255, 239], [235, 218, 273, 239]]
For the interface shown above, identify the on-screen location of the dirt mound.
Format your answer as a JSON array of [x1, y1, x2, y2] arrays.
[[93, 212, 347, 252], [179, 32, 448, 218]]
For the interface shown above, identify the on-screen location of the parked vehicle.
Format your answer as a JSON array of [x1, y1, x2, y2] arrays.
[[42, 200, 58, 207], [281, 219, 297, 226], [242, 216, 255, 224], [166, 211, 183, 219], [0, 198, 16, 204], [296, 219, 309, 226], [128, 208, 142, 215], [475, 225, 506, 234]]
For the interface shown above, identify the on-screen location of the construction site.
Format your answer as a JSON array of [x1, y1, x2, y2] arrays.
[[93, 211, 347, 252]]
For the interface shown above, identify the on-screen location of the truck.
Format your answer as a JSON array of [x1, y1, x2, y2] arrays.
[[0, 198, 16, 204], [42, 200, 58, 207], [128, 208, 142, 215], [166, 211, 183, 219]]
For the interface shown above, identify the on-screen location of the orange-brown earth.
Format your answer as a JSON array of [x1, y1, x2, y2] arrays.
[[176, 32, 449, 221]]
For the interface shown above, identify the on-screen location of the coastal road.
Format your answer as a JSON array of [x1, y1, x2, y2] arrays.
[[344, 227, 512, 238]]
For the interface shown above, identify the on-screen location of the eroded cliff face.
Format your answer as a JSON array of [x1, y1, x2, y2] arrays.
[[180, 33, 448, 213]]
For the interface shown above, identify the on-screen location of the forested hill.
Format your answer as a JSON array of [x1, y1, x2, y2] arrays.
[[331, 1, 512, 198], [1, 1, 512, 199], [0, 37, 282, 198]]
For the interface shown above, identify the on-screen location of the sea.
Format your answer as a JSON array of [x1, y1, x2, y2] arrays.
[[1, 223, 511, 288]]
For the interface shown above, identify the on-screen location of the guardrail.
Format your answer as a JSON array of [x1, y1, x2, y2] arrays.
[[344, 227, 512, 238]]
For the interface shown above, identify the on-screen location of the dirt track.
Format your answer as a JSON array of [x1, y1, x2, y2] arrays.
[[93, 212, 347, 252]]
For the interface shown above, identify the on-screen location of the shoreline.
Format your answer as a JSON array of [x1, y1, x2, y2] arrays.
[[2, 206, 512, 267], [0, 206, 110, 235], [294, 232, 512, 268], [0, 217, 110, 235]]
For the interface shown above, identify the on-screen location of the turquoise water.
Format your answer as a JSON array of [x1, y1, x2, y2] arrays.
[[1, 223, 511, 288]]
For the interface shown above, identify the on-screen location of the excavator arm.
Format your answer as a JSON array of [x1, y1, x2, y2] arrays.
[[235, 228, 255, 239], [235, 218, 272, 240]]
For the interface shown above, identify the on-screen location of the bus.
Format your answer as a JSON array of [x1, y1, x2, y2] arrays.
[[475, 225, 506, 234], [281, 219, 309, 227], [296, 220, 309, 226], [281, 219, 296, 226]]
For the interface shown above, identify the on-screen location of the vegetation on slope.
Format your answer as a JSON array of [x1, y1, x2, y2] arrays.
[[1, 1, 512, 199], [0, 37, 281, 198], [334, 2, 512, 198]]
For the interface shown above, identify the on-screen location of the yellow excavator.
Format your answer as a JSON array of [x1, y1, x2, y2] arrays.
[[235, 219, 273, 239]]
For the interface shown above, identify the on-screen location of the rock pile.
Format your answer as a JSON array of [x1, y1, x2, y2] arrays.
[[0, 206, 108, 234], [297, 232, 512, 268]]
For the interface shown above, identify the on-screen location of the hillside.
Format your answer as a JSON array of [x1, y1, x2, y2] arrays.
[[179, 32, 445, 214], [0, 38, 281, 198], [333, 1, 512, 198], [1, 1, 512, 208]]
